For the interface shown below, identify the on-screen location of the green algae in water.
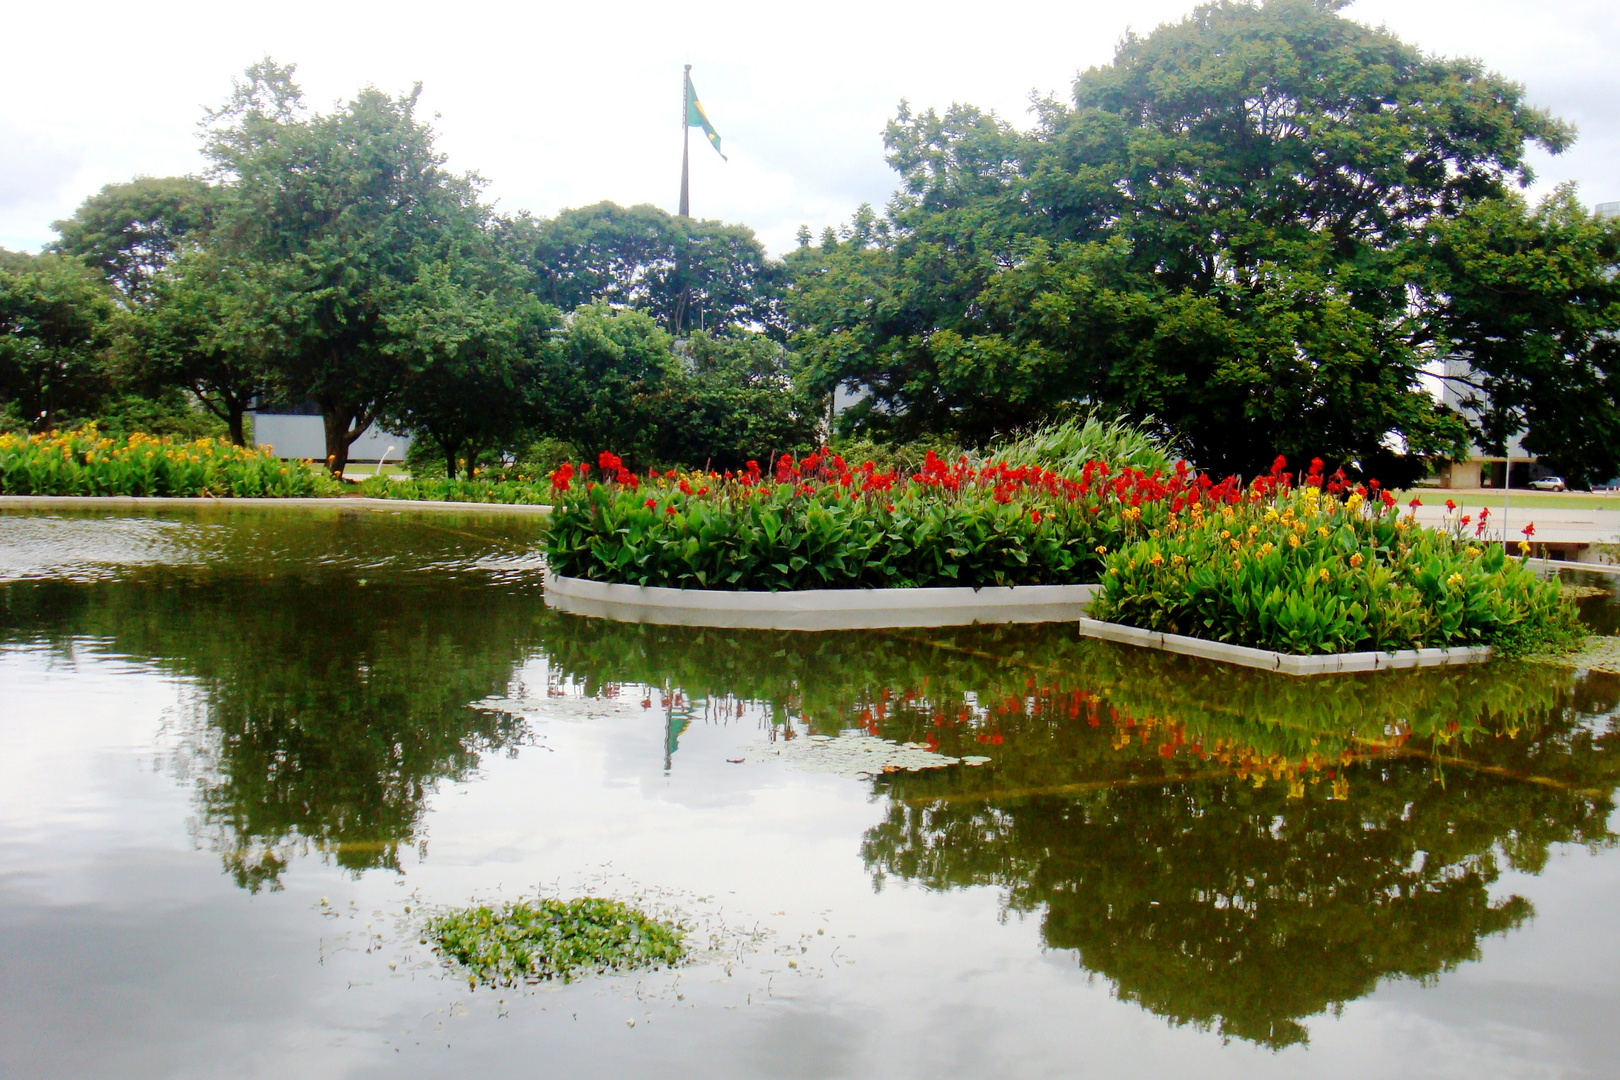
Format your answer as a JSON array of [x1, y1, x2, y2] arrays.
[[427, 898, 685, 986]]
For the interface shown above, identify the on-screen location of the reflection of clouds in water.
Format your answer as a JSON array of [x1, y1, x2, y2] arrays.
[[0, 515, 200, 582], [0, 509, 546, 584]]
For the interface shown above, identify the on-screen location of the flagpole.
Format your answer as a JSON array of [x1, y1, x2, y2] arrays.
[[678, 64, 691, 218]]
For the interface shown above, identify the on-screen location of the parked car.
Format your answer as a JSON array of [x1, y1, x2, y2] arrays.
[[1527, 476, 1566, 491]]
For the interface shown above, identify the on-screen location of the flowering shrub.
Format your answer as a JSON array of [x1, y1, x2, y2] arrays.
[[1090, 457, 1581, 656], [0, 427, 339, 497], [543, 449, 1241, 590]]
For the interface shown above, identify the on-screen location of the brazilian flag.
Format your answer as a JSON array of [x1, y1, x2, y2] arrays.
[[686, 78, 727, 160]]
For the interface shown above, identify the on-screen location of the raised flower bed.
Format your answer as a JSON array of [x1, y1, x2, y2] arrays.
[[540, 449, 1220, 628], [1082, 457, 1580, 666], [539, 452, 1580, 652]]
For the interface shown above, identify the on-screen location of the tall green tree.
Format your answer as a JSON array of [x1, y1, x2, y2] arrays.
[[117, 250, 268, 445], [514, 201, 786, 337], [50, 176, 218, 301], [645, 330, 822, 469], [0, 250, 117, 430], [382, 252, 560, 480], [788, 0, 1574, 476], [201, 59, 488, 473], [1427, 188, 1620, 488], [533, 304, 678, 465]]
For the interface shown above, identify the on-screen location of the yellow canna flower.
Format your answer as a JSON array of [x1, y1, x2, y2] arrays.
[[1288, 534, 1301, 548], [1349, 552, 1363, 568]]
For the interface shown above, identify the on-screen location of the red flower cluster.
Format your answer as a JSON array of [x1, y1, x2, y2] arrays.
[[557, 449, 1408, 532]]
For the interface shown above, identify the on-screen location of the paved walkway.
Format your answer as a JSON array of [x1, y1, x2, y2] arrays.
[[1410, 502, 1620, 547]]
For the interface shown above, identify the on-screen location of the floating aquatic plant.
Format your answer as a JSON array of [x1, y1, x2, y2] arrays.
[[426, 897, 685, 987]]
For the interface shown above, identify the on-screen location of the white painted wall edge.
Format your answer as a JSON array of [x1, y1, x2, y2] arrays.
[[544, 573, 1098, 612], [543, 573, 1100, 630], [1077, 617, 1493, 676]]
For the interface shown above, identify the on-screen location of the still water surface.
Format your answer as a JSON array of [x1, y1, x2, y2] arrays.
[[2, 506, 1618, 1079]]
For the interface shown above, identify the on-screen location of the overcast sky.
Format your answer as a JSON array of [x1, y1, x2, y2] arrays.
[[3, 0, 1616, 256]]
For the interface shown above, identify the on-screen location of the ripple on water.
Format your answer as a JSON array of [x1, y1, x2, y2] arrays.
[[0, 515, 202, 582]]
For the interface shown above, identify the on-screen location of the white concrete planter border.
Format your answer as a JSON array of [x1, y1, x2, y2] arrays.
[[543, 572, 1100, 631], [1077, 617, 1494, 676]]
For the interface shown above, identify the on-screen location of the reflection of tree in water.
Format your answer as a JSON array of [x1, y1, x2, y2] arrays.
[[861, 675, 1619, 1048], [537, 615, 1620, 1047], [1, 538, 541, 892]]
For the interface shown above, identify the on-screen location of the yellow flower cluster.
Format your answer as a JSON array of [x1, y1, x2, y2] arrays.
[[0, 427, 337, 498]]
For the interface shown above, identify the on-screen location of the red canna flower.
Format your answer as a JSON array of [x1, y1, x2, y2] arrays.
[[665, 505, 677, 515], [1408, 497, 1422, 510], [1522, 522, 1535, 538], [1445, 499, 1456, 511], [645, 498, 657, 509], [598, 451, 623, 472]]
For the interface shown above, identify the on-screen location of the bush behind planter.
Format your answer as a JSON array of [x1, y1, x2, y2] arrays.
[[1089, 470, 1582, 656], [0, 428, 338, 497]]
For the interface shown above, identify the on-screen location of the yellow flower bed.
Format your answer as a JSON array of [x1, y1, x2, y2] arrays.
[[0, 427, 339, 498]]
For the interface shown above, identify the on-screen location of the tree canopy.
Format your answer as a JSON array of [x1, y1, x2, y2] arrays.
[[11, 14, 1620, 483], [512, 201, 785, 338], [785, 0, 1605, 478]]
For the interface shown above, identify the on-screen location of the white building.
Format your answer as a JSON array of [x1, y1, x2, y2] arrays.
[[250, 404, 411, 465]]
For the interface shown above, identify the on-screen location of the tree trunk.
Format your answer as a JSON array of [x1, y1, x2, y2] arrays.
[[321, 407, 369, 476], [441, 436, 461, 481], [227, 406, 247, 448]]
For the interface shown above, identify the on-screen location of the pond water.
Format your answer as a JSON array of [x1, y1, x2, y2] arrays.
[[3, 506, 1618, 1080]]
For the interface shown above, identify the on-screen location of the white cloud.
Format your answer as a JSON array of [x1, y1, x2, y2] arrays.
[[2, 0, 1616, 255]]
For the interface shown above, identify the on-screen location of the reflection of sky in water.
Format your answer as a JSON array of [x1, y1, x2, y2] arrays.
[[1, 508, 1618, 1079], [0, 515, 201, 581]]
